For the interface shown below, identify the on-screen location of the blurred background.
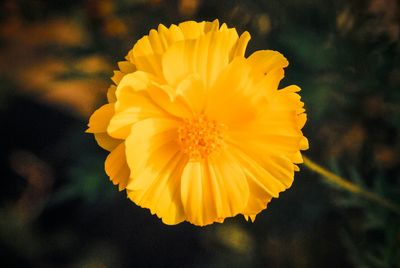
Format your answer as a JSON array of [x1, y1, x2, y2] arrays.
[[1, 0, 399, 267]]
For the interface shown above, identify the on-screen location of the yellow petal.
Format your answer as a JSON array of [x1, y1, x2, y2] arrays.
[[278, 85, 305, 113], [205, 57, 258, 128], [87, 103, 115, 133], [125, 118, 180, 191], [175, 74, 206, 114], [291, 151, 303, 164], [148, 29, 166, 55], [107, 85, 117, 103], [162, 29, 239, 88], [129, 36, 164, 78], [111, 61, 136, 85], [105, 142, 130, 191], [180, 149, 249, 226], [87, 103, 122, 151], [204, 19, 220, 33], [109, 93, 165, 139], [161, 39, 196, 87], [146, 84, 192, 119], [161, 24, 185, 45], [300, 136, 309, 150], [111, 71, 124, 85], [228, 129, 299, 181], [231, 31, 251, 58], [108, 72, 169, 139], [297, 113, 307, 129], [127, 153, 188, 225], [113, 71, 190, 121], [94, 132, 121, 151], [229, 146, 291, 216], [118, 60, 136, 73], [247, 50, 288, 75], [253, 67, 285, 97], [127, 23, 198, 79], [178, 21, 205, 39], [125, 118, 186, 224]]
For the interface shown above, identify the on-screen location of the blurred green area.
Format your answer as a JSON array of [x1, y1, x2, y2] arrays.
[[0, 0, 399, 267]]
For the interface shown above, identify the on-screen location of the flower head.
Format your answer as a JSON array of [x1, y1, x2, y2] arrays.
[[87, 20, 308, 226]]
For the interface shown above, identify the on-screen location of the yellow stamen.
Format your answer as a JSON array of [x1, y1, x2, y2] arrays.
[[178, 114, 225, 160]]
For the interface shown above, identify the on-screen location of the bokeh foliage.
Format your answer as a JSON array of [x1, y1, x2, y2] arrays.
[[0, 0, 399, 267]]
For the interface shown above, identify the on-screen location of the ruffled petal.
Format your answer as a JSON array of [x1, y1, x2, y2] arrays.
[[229, 146, 293, 217], [205, 57, 258, 128], [128, 36, 165, 78], [247, 50, 288, 76], [175, 74, 206, 114], [118, 60, 136, 73], [180, 149, 249, 226], [127, 153, 188, 225], [125, 118, 187, 224], [178, 21, 207, 39], [87, 103, 121, 151], [108, 72, 169, 139], [231, 31, 251, 58], [94, 133, 121, 151], [162, 28, 240, 88], [107, 85, 117, 103], [105, 142, 130, 191], [146, 84, 192, 119], [87, 103, 115, 133]]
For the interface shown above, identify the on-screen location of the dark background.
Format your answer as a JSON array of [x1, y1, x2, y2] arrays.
[[0, 0, 399, 267]]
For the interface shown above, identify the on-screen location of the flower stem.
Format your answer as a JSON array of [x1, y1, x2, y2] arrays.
[[302, 156, 400, 215]]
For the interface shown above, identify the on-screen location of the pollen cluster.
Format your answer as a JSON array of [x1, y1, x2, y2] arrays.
[[178, 114, 225, 160]]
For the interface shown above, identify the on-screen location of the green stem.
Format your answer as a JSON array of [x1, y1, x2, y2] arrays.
[[303, 156, 400, 215]]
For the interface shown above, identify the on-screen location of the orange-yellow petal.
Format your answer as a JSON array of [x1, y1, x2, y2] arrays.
[[231, 31, 251, 58], [94, 133, 121, 152], [87, 103, 115, 133], [247, 50, 288, 76], [180, 149, 249, 226], [87, 103, 122, 151], [229, 146, 293, 216], [108, 72, 168, 139], [107, 85, 117, 103], [175, 74, 206, 114], [162, 29, 240, 88], [127, 153, 187, 225], [125, 118, 186, 224], [105, 142, 130, 191], [205, 57, 258, 127]]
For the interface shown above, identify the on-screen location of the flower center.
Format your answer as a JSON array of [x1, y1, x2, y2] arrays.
[[178, 114, 225, 160]]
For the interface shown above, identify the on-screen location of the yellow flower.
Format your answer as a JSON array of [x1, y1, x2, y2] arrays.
[[87, 20, 308, 226]]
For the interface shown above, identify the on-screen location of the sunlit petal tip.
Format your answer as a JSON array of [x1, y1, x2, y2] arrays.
[[300, 137, 309, 150], [297, 113, 307, 129], [209, 19, 220, 30], [284, 84, 301, 92], [232, 31, 251, 58]]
